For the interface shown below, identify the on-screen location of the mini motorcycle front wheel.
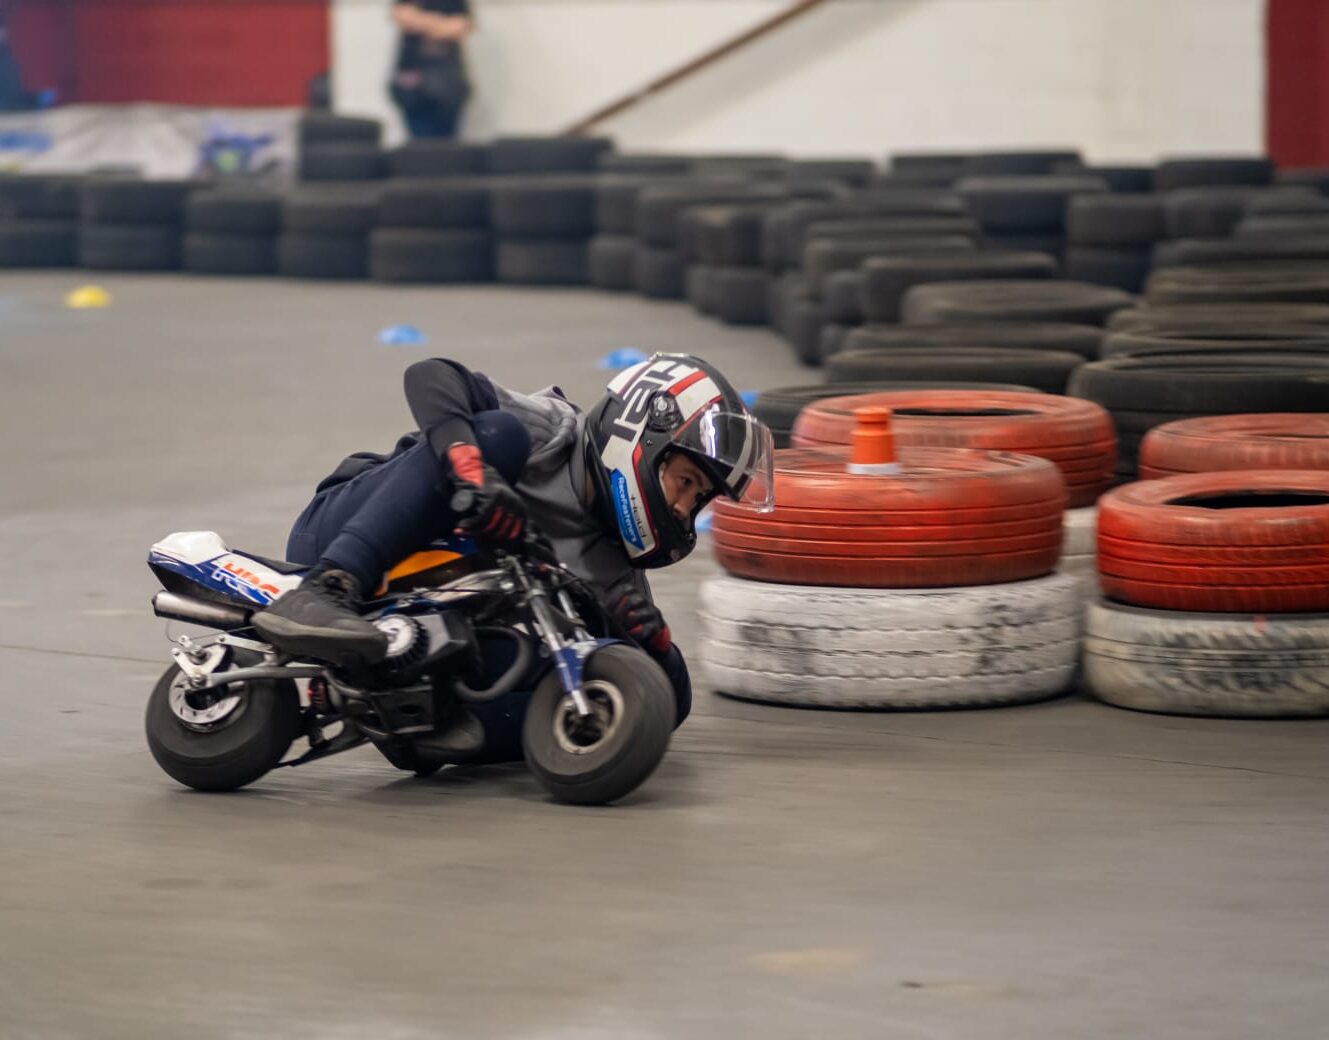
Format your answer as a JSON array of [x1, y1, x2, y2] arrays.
[[145, 664, 302, 792], [522, 644, 674, 805]]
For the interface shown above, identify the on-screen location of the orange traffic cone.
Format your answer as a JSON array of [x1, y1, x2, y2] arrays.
[[847, 407, 902, 475]]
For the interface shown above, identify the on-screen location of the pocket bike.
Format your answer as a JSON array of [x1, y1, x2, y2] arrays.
[[144, 502, 676, 805]]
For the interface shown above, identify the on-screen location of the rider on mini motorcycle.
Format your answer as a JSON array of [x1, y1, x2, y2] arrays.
[[251, 352, 775, 732]]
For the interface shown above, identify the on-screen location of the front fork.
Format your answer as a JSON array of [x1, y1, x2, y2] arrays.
[[512, 564, 596, 718]]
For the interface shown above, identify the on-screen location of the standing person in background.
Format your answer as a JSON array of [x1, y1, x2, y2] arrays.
[[390, 0, 472, 139], [0, 14, 34, 111]]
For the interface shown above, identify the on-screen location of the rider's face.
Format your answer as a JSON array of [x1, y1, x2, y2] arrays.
[[659, 453, 714, 530]]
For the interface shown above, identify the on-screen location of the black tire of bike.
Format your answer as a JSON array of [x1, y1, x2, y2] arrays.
[[144, 663, 302, 792], [522, 644, 674, 806]]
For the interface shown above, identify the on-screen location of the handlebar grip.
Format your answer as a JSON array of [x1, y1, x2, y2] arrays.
[[449, 488, 477, 516]]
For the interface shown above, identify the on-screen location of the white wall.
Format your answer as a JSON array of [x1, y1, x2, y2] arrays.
[[333, 0, 1264, 162]]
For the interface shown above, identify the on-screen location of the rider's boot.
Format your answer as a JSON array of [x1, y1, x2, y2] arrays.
[[252, 568, 388, 667]]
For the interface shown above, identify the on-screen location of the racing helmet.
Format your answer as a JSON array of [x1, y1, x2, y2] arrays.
[[585, 353, 775, 568]]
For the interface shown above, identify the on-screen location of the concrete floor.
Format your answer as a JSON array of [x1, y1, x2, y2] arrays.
[[2, 272, 1327, 1040]]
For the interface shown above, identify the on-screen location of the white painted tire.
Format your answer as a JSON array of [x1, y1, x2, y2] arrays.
[[1084, 599, 1329, 717], [699, 573, 1081, 709], [1062, 505, 1097, 557]]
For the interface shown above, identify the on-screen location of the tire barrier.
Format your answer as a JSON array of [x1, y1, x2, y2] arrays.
[[486, 135, 613, 175], [1060, 505, 1099, 600], [1138, 414, 1329, 478], [901, 279, 1136, 327], [387, 140, 487, 179], [842, 321, 1103, 360], [0, 220, 77, 268], [1096, 470, 1329, 613], [299, 142, 388, 182], [0, 173, 81, 220], [183, 232, 277, 276], [588, 235, 637, 291], [1151, 157, 1274, 192], [1068, 353, 1329, 478], [956, 175, 1107, 234], [710, 446, 1066, 588], [827, 346, 1085, 393], [378, 180, 490, 229], [750, 381, 1041, 448], [78, 223, 182, 271], [369, 228, 493, 283], [496, 239, 589, 285], [1145, 262, 1329, 306], [858, 251, 1057, 323], [1100, 328, 1329, 359], [1083, 600, 1329, 718], [700, 572, 1081, 709], [790, 390, 1115, 507]]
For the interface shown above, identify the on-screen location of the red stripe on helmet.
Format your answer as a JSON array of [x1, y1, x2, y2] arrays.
[[669, 370, 707, 397]]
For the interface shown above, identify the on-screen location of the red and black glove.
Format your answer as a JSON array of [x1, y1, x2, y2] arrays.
[[614, 589, 672, 656], [446, 442, 527, 548]]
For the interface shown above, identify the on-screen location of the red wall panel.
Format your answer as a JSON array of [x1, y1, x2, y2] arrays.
[[5, 0, 328, 107], [1268, 0, 1329, 168]]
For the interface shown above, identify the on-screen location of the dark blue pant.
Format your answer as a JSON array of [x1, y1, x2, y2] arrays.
[[285, 412, 528, 589], [400, 100, 462, 139]]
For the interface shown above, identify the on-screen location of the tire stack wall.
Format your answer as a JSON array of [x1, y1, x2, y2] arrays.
[[0, 174, 80, 268], [278, 188, 379, 279], [79, 177, 198, 271], [184, 190, 282, 276], [1086, 470, 1329, 717], [297, 113, 387, 184], [700, 443, 1081, 710], [371, 179, 493, 283]]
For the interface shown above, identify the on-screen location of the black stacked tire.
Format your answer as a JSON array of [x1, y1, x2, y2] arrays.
[[299, 142, 388, 182], [1145, 262, 1329, 305], [902, 280, 1135, 327], [79, 178, 196, 270], [491, 177, 596, 286], [388, 140, 487, 178], [589, 235, 637, 291], [1065, 194, 1166, 292], [497, 240, 589, 285], [1069, 354, 1329, 477], [371, 179, 493, 283], [184, 191, 283, 275], [0, 220, 77, 267], [279, 191, 377, 279], [1152, 157, 1273, 191], [826, 347, 1084, 392], [370, 229, 492, 282], [486, 136, 612, 175], [842, 321, 1103, 360], [860, 251, 1058, 322]]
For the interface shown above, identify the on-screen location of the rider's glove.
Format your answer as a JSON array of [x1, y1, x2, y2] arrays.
[[446, 442, 527, 548], [614, 589, 672, 656]]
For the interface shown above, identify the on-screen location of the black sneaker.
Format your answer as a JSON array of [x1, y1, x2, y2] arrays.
[[252, 569, 388, 667]]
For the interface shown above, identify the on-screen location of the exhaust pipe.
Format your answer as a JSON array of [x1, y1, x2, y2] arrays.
[[152, 591, 251, 630]]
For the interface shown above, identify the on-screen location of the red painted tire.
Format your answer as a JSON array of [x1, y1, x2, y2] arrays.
[[711, 447, 1067, 587], [790, 390, 1116, 508], [1097, 470, 1329, 612], [1139, 414, 1329, 479]]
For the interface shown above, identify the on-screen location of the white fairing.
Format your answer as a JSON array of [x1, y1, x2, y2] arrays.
[[152, 530, 303, 601]]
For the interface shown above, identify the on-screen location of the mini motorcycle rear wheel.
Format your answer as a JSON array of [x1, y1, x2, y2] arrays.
[[145, 663, 302, 792], [522, 645, 674, 805]]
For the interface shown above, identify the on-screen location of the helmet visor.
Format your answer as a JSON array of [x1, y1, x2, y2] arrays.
[[671, 405, 776, 513]]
